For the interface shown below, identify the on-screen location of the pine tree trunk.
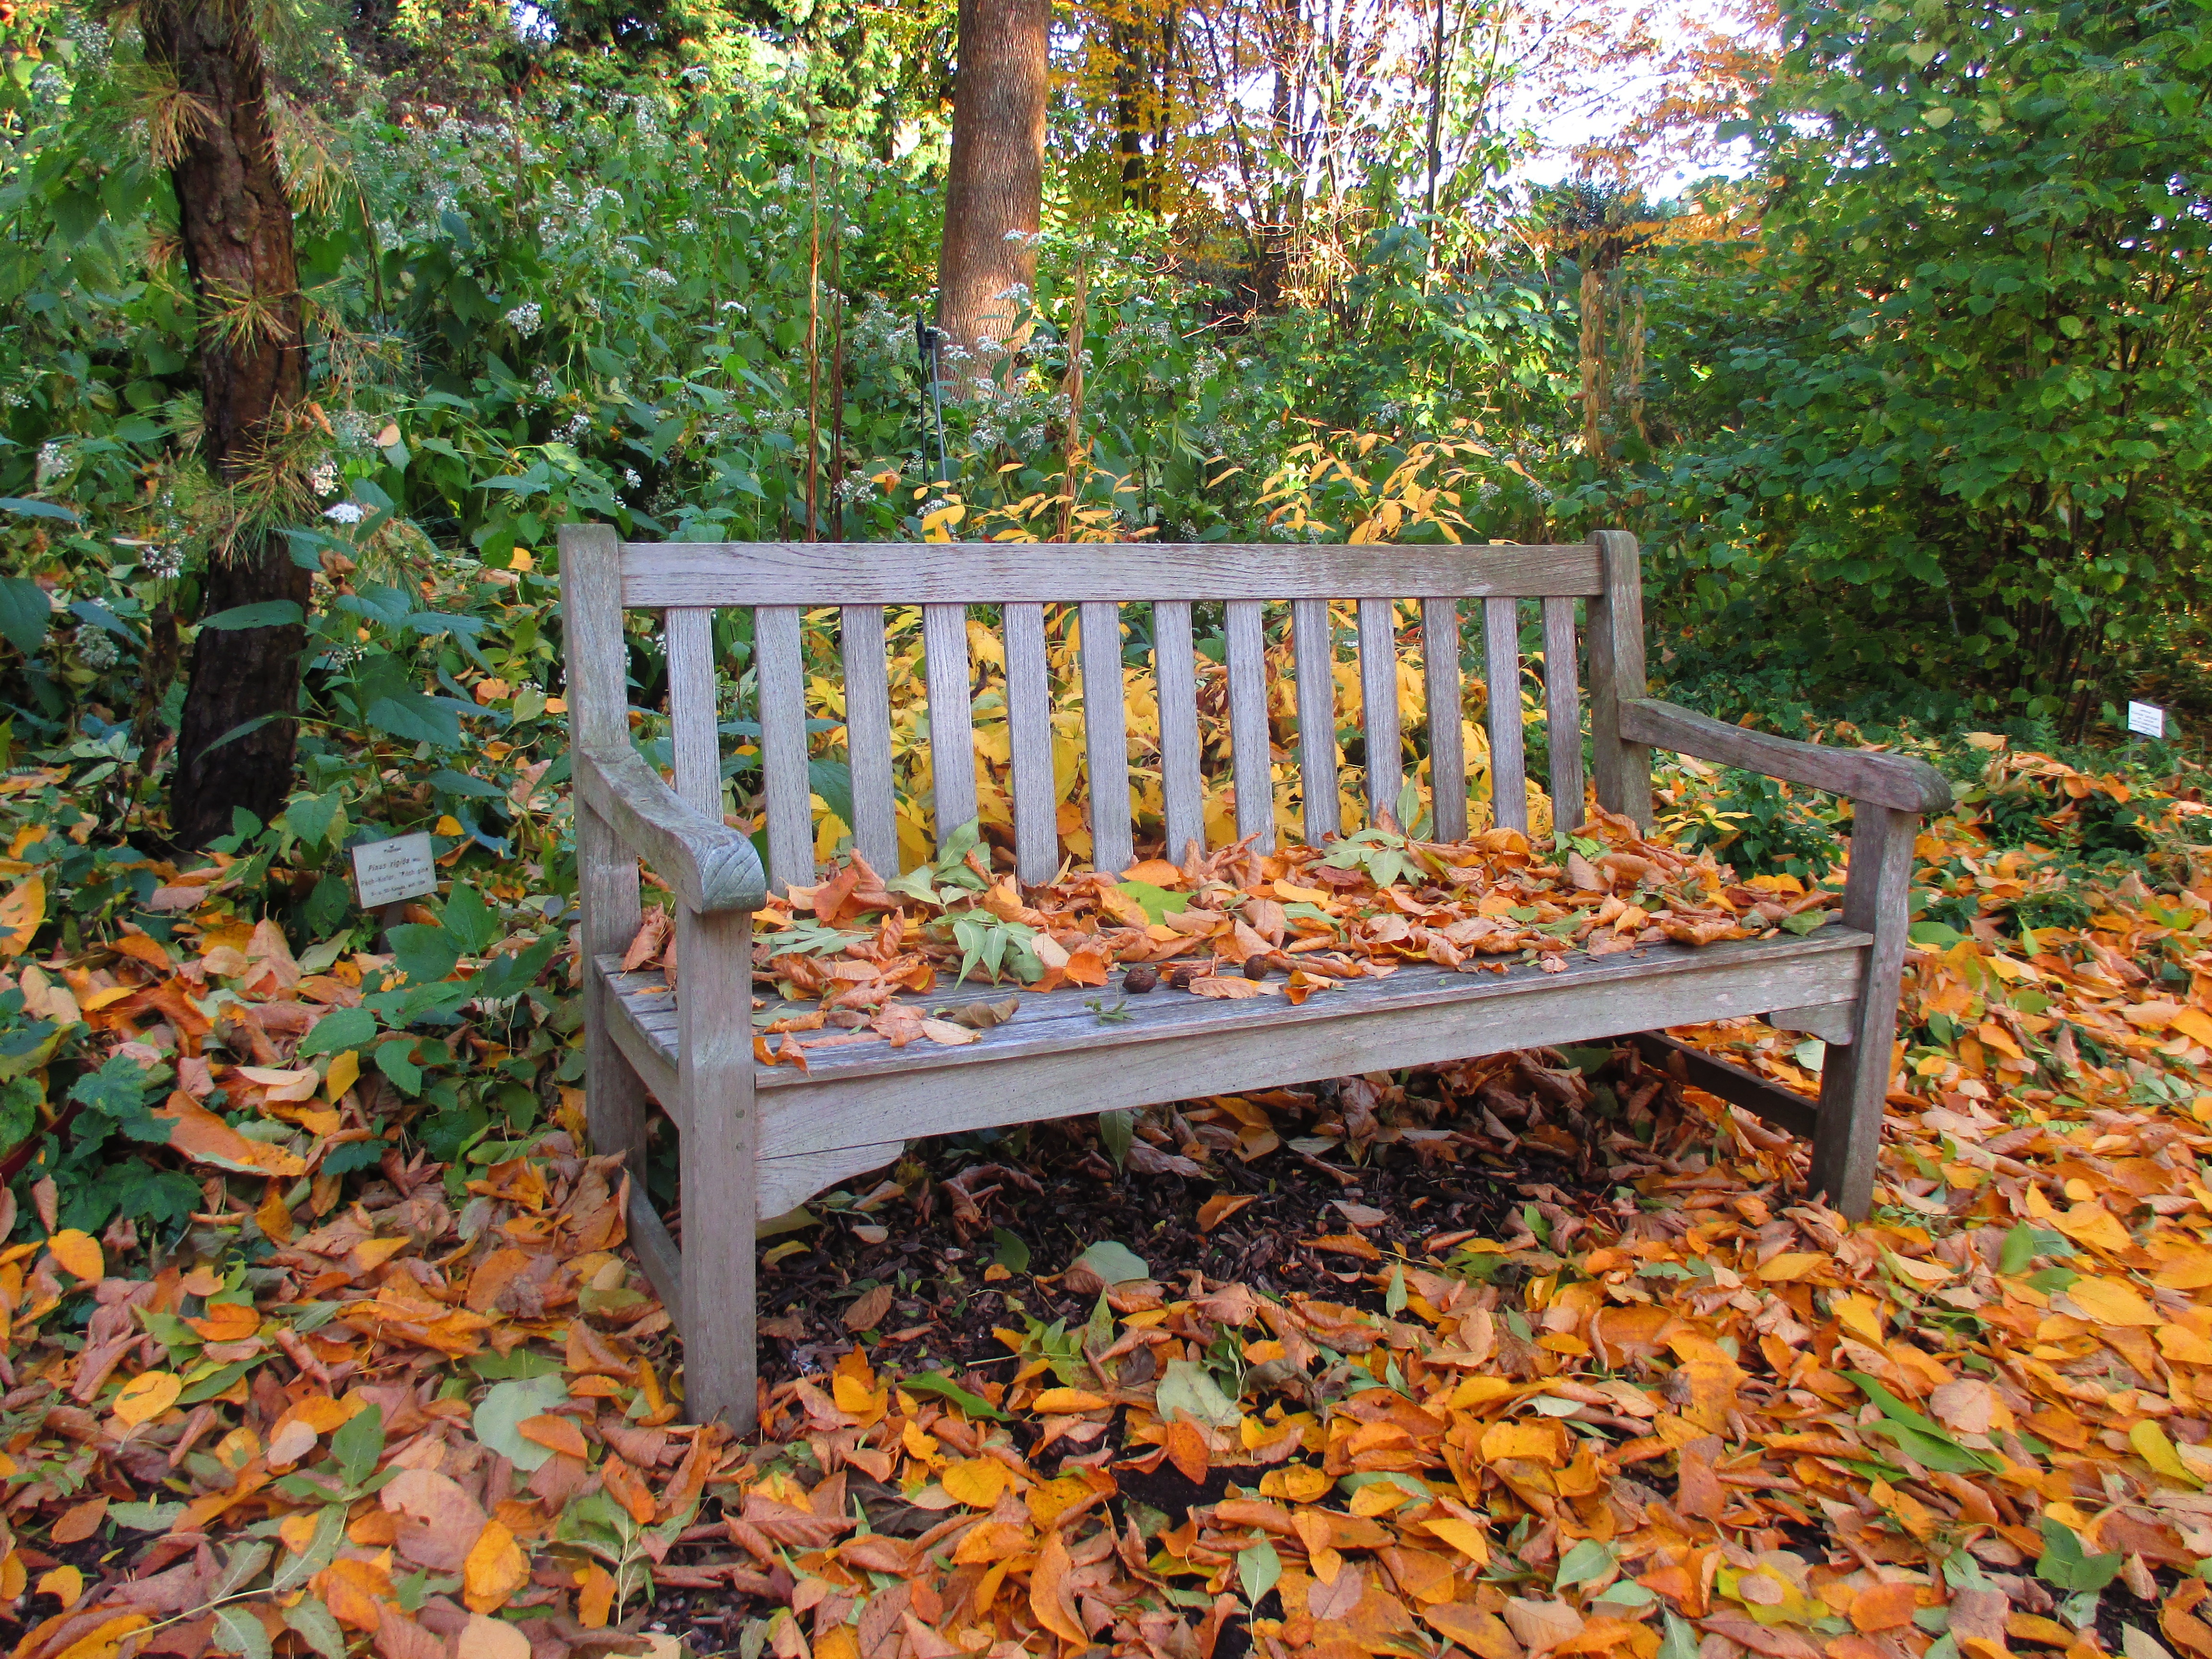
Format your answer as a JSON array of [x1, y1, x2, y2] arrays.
[[147, 0, 310, 847], [937, 0, 1048, 384]]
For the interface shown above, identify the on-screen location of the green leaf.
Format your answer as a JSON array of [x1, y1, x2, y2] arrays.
[[901, 1371, 1010, 1421], [2035, 1517, 2121, 1593], [0, 496, 80, 522], [108, 1500, 186, 1532], [1071, 1239, 1150, 1285], [271, 1506, 348, 1593], [1155, 1358, 1241, 1430], [991, 1227, 1030, 1273], [296, 1006, 377, 1058], [1384, 1264, 1407, 1316], [1112, 880, 1191, 924], [214, 1605, 273, 1659], [1238, 1535, 1281, 1608], [332, 1404, 386, 1488], [282, 1597, 349, 1659], [0, 577, 52, 655], [441, 882, 501, 954], [1657, 1613, 1701, 1659], [1555, 1538, 1617, 1587], [1097, 1109, 1133, 1170], [201, 600, 304, 631], [389, 924, 461, 986], [474, 1374, 569, 1472]]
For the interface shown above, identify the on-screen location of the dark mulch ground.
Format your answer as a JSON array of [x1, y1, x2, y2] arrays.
[[637, 1041, 1712, 1650]]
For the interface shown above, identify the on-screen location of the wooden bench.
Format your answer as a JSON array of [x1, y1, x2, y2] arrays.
[[557, 524, 1951, 1428]]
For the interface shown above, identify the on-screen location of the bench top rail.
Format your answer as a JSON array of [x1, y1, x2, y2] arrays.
[[620, 539, 1604, 607]]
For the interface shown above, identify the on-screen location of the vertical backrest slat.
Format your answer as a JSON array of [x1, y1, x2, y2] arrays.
[[665, 607, 722, 819], [1357, 598, 1401, 828], [1483, 596, 1528, 836], [1587, 529, 1652, 830], [921, 602, 978, 847], [1224, 600, 1274, 851], [1003, 602, 1058, 885], [755, 605, 814, 892], [1541, 596, 1586, 834], [1292, 598, 1341, 842], [1153, 601, 1206, 862], [1078, 601, 1133, 875], [1421, 598, 1467, 842], [838, 605, 898, 873]]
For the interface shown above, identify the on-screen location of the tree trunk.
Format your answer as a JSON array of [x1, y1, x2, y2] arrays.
[[937, 0, 1048, 382], [147, 0, 310, 847]]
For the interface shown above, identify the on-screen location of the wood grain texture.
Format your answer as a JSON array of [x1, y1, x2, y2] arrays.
[[756, 1142, 907, 1220], [1483, 597, 1527, 836], [623, 539, 1604, 606], [675, 904, 758, 1430], [1153, 600, 1205, 862], [1767, 1002, 1857, 1045], [575, 743, 766, 914], [754, 604, 814, 893], [1812, 804, 1919, 1217], [1620, 698, 1955, 814], [1358, 598, 1402, 827], [1292, 598, 1340, 842], [558, 525, 649, 1173], [1002, 602, 1058, 885], [838, 606, 898, 873], [1079, 601, 1133, 875], [921, 602, 978, 849], [1587, 528, 1652, 830], [1629, 1033, 1818, 1139], [665, 608, 722, 820], [1225, 600, 1274, 850], [599, 927, 1865, 1164], [1541, 596, 1586, 833], [597, 929, 1858, 1110], [1422, 598, 1467, 843], [625, 1188, 685, 1334]]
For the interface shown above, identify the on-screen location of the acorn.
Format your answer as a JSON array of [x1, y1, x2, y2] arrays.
[[1122, 963, 1160, 995], [1242, 954, 1271, 981], [1166, 965, 1198, 991]]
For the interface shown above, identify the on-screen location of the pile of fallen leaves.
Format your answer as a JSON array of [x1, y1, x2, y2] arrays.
[[1, 734, 2211, 1659]]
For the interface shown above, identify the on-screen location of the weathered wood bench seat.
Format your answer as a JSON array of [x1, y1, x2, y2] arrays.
[[557, 524, 1952, 1429]]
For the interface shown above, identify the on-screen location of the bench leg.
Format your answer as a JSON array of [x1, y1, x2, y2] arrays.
[[1810, 804, 1919, 1218], [676, 903, 758, 1433], [578, 801, 649, 1175]]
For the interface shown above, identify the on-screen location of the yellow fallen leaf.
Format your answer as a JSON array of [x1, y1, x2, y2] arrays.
[[0, 876, 43, 958], [2154, 1247, 2212, 1290], [36, 1565, 83, 1610], [112, 1371, 181, 1427], [2049, 1201, 2135, 1256], [1422, 1516, 1491, 1566], [2172, 1006, 2212, 1048], [2159, 1323, 2212, 1364], [1260, 1465, 1333, 1503], [461, 1519, 528, 1613], [325, 1049, 361, 1102], [1030, 1388, 1109, 1414], [1756, 1253, 1826, 1282], [1831, 1292, 1885, 1345], [942, 1457, 1010, 1509], [2062, 1276, 2158, 1327], [2129, 1419, 2201, 1487], [47, 1229, 102, 1282]]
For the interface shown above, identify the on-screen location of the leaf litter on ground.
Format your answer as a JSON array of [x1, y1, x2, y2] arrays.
[[0, 736, 2210, 1659]]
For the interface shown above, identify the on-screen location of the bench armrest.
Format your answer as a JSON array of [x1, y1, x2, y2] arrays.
[[1618, 697, 1953, 815], [575, 741, 767, 914]]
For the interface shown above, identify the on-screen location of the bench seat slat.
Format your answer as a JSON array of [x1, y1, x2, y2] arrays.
[[756, 605, 814, 891], [922, 602, 977, 850], [1003, 602, 1058, 885], [1423, 598, 1467, 842], [839, 606, 899, 873], [624, 541, 1605, 606], [1224, 600, 1274, 850], [1293, 598, 1340, 842], [1484, 597, 1527, 836], [1080, 601, 1133, 875], [598, 926, 1866, 1178], [1154, 601, 1205, 862]]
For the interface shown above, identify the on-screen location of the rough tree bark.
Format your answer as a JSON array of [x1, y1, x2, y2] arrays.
[[936, 0, 1049, 382], [146, 0, 311, 847]]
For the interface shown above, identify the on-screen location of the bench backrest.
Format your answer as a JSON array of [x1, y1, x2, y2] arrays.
[[559, 527, 1649, 890]]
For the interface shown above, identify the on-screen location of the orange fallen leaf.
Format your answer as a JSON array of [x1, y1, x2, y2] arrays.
[[1197, 1193, 1258, 1232], [47, 1228, 102, 1282]]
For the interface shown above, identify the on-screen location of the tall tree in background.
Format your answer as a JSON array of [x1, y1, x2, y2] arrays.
[[936, 0, 1048, 374], [145, 0, 311, 845]]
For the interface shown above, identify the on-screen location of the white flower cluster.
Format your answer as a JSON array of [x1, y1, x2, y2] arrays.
[[675, 218, 697, 235], [141, 544, 185, 580], [73, 625, 120, 671], [35, 441, 68, 485], [334, 409, 377, 448], [308, 459, 339, 496], [504, 301, 543, 336], [622, 468, 643, 489], [325, 502, 366, 524], [556, 413, 593, 444], [641, 267, 677, 290]]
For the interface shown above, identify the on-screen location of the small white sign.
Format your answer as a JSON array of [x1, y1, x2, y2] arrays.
[[2128, 700, 2166, 739], [351, 832, 438, 908]]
